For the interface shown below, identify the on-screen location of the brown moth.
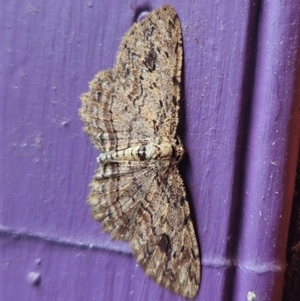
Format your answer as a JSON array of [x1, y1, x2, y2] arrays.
[[80, 5, 200, 298]]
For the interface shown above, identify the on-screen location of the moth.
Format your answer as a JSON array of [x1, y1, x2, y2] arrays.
[[80, 5, 200, 298]]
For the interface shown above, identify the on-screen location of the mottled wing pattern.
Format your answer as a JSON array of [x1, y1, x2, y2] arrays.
[[114, 5, 182, 140], [89, 159, 200, 297], [131, 167, 200, 298], [79, 5, 200, 299], [80, 5, 182, 152], [88, 160, 157, 240]]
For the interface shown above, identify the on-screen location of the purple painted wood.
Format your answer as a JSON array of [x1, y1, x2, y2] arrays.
[[234, 1, 300, 300], [2, 0, 299, 300]]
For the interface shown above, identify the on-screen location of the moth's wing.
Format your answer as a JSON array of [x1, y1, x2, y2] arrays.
[[88, 161, 156, 240], [80, 5, 182, 152], [115, 5, 182, 138], [130, 167, 200, 298], [80, 70, 148, 152]]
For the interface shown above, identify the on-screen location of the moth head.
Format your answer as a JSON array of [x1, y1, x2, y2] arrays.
[[173, 136, 184, 163]]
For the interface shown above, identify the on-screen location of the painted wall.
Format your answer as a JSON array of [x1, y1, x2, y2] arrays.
[[2, 1, 299, 300]]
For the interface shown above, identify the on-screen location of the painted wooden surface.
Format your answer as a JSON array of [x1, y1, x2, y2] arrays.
[[2, 0, 299, 300]]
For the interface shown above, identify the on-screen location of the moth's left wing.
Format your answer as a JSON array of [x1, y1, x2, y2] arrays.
[[115, 5, 183, 138], [80, 5, 183, 154]]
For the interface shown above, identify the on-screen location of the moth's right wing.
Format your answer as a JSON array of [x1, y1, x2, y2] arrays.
[[131, 167, 200, 298], [88, 160, 156, 240]]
